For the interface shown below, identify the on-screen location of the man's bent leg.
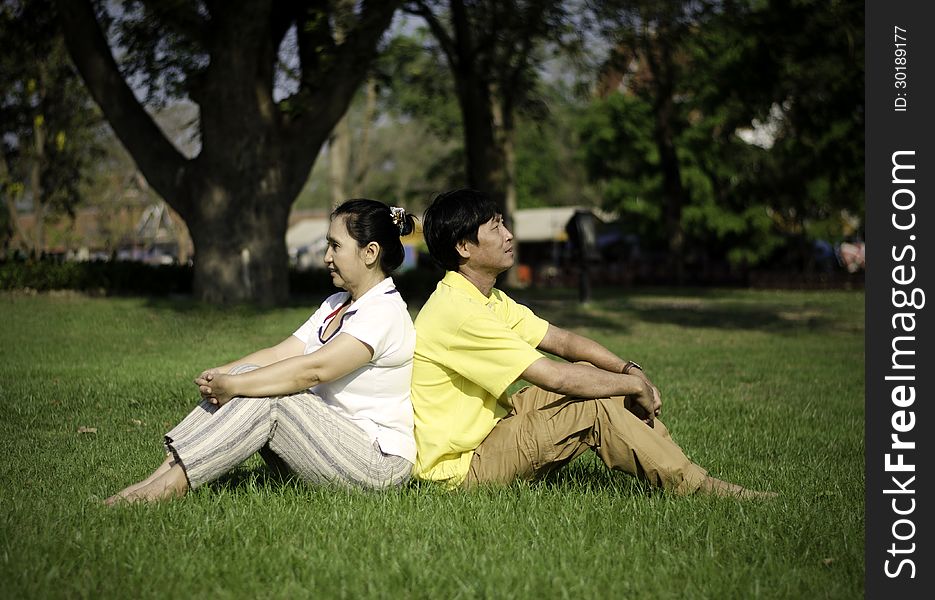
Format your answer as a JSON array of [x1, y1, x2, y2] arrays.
[[464, 385, 706, 494]]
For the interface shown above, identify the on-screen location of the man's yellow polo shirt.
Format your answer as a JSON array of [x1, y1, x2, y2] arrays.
[[411, 271, 549, 486]]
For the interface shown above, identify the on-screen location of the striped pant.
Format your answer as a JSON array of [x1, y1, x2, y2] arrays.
[[164, 364, 413, 490]]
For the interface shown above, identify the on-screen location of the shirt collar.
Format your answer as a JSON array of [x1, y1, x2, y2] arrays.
[[441, 271, 495, 304], [348, 276, 397, 308]]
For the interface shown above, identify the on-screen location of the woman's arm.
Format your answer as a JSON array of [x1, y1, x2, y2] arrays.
[[210, 335, 306, 373], [195, 333, 373, 406]]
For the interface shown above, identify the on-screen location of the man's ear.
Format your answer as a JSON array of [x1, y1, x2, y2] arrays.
[[455, 239, 471, 260], [362, 241, 381, 266]]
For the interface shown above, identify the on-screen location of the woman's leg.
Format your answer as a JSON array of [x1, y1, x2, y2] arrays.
[[104, 398, 221, 505], [107, 364, 277, 504], [104, 453, 174, 505], [268, 391, 412, 489]]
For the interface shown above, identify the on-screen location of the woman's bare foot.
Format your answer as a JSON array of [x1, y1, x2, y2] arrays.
[[105, 454, 174, 506], [698, 475, 778, 499], [106, 462, 190, 505]]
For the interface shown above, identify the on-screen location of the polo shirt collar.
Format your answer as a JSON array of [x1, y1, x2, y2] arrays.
[[349, 276, 396, 308], [442, 271, 494, 303]]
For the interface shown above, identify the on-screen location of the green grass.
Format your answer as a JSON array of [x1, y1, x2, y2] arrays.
[[0, 287, 865, 598]]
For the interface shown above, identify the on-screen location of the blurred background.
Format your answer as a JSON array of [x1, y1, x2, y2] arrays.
[[1, 0, 864, 304]]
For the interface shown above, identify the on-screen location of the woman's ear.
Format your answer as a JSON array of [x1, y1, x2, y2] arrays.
[[362, 241, 381, 267]]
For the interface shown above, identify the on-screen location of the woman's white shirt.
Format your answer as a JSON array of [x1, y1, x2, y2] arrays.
[[292, 277, 416, 463]]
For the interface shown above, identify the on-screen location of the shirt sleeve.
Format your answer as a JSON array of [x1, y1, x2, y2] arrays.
[[447, 310, 545, 399], [340, 297, 405, 360], [501, 295, 549, 347]]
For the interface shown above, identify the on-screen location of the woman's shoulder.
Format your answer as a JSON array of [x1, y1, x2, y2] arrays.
[[364, 290, 413, 320]]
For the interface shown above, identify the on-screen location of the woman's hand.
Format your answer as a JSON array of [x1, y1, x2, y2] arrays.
[[197, 367, 221, 382], [194, 372, 235, 406], [193, 368, 220, 402]]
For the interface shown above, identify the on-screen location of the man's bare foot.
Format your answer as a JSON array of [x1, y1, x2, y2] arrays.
[[106, 463, 190, 505], [698, 475, 777, 499], [104, 454, 175, 506]]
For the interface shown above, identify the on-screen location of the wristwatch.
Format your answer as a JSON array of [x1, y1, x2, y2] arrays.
[[622, 360, 643, 375]]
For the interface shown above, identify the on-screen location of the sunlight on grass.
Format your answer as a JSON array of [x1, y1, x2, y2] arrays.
[[0, 289, 864, 598]]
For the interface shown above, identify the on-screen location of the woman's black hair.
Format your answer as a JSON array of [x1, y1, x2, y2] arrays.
[[422, 189, 498, 272], [331, 199, 416, 274]]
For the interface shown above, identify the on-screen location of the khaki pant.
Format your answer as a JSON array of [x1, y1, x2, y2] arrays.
[[462, 385, 708, 494]]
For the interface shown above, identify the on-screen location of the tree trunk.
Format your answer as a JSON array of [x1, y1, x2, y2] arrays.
[[492, 93, 521, 287], [1, 154, 30, 254], [645, 30, 686, 284], [352, 77, 378, 198], [31, 112, 45, 256], [456, 76, 508, 213], [328, 117, 351, 209], [182, 172, 291, 305], [654, 100, 685, 284], [57, 0, 398, 304]]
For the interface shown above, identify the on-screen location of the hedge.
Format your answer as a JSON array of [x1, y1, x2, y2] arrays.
[[0, 258, 444, 302]]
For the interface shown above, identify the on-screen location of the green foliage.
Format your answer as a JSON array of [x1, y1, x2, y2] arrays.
[[375, 31, 462, 140], [577, 0, 864, 269], [0, 257, 443, 306], [513, 85, 601, 209], [0, 258, 193, 295], [1, 0, 105, 245]]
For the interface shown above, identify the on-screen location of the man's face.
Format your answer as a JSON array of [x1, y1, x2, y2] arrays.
[[462, 214, 515, 274]]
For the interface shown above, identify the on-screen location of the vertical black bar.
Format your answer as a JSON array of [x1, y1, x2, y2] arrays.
[[866, 1, 933, 596]]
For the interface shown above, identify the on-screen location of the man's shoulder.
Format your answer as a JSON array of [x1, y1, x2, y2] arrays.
[[418, 280, 485, 318]]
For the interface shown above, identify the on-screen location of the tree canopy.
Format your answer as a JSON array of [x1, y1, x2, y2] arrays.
[[1, 0, 104, 256], [7, 0, 864, 295], [56, 0, 400, 304]]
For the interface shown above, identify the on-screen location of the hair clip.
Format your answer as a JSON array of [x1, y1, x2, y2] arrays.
[[390, 206, 407, 234]]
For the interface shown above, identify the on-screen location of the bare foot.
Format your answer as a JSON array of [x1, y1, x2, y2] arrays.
[[106, 463, 190, 505], [698, 475, 777, 499], [105, 454, 174, 506]]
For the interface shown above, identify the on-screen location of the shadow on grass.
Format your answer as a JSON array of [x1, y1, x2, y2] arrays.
[[516, 297, 836, 336], [629, 303, 836, 333], [537, 457, 659, 495], [207, 464, 296, 495]]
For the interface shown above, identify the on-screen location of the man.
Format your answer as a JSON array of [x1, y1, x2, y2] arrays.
[[411, 188, 771, 497]]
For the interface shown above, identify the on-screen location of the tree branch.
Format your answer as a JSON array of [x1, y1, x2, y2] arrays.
[[137, 0, 208, 46], [289, 0, 400, 155], [409, 1, 459, 69], [55, 0, 190, 214], [448, 0, 476, 74]]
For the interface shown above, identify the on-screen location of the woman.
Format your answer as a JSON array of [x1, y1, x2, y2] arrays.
[[106, 199, 418, 503]]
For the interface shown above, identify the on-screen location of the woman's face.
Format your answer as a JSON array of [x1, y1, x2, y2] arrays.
[[324, 215, 369, 291]]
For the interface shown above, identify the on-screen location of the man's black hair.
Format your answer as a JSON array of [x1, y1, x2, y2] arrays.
[[422, 189, 499, 272]]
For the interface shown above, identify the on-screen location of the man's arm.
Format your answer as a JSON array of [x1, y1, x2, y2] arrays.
[[520, 357, 658, 424], [536, 324, 662, 415], [537, 324, 628, 372]]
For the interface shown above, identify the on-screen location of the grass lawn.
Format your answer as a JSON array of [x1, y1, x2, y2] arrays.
[[0, 286, 865, 598]]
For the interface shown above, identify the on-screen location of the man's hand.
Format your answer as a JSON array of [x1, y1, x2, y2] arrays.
[[632, 370, 662, 417], [626, 378, 658, 427]]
